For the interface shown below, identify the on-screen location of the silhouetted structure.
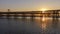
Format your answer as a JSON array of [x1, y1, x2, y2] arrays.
[[0, 10, 60, 19]]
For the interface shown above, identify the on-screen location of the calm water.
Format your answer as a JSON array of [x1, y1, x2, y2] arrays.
[[0, 16, 60, 34]]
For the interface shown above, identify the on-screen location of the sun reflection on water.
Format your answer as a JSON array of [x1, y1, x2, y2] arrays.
[[35, 17, 48, 30], [42, 17, 45, 21], [42, 23, 47, 30], [41, 17, 47, 30]]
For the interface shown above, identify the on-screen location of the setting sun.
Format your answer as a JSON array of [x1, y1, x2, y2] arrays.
[[40, 8, 48, 11]]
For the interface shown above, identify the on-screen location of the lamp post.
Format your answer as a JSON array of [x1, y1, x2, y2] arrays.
[[7, 9, 10, 19]]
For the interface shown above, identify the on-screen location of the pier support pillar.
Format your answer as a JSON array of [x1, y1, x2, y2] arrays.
[[14, 13, 18, 19], [31, 13, 35, 21], [22, 13, 26, 20]]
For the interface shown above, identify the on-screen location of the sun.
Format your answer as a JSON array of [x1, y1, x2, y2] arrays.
[[40, 8, 48, 11]]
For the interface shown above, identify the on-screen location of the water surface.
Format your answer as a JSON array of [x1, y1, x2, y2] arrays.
[[0, 16, 60, 34]]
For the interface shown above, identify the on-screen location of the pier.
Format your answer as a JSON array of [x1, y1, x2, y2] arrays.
[[0, 10, 60, 18]]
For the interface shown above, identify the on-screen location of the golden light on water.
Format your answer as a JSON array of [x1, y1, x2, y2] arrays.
[[42, 23, 46, 30], [35, 17, 50, 30], [42, 17, 47, 30], [42, 17, 45, 21]]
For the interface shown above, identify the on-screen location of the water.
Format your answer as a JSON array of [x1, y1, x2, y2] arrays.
[[0, 16, 60, 34]]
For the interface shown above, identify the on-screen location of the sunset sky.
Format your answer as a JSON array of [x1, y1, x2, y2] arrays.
[[0, 0, 60, 11]]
